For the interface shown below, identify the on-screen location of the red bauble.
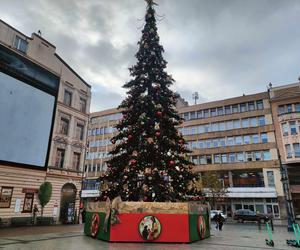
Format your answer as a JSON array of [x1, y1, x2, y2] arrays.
[[155, 131, 161, 137], [130, 159, 137, 165], [156, 111, 162, 117], [178, 139, 184, 145], [111, 139, 116, 144], [128, 135, 133, 140], [169, 160, 175, 166]]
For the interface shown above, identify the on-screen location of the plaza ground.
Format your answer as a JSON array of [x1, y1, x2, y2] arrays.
[[0, 222, 297, 250]]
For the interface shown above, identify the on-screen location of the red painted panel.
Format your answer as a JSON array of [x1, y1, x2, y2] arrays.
[[110, 213, 189, 242]]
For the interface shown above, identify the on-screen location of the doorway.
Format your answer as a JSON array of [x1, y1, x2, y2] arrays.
[[60, 183, 77, 224]]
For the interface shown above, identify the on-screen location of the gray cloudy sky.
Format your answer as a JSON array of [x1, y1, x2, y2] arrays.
[[2, 0, 300, 111]]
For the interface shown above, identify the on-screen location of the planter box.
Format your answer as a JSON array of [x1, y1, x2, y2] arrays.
[[84, 201, 210, 243]]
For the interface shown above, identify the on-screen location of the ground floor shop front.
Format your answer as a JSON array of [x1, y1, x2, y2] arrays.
[[0, 165, 82, 227], [212, 187, 286, 220]]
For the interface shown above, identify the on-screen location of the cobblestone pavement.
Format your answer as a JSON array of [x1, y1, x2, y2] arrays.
[[0, 223, 297, 250]]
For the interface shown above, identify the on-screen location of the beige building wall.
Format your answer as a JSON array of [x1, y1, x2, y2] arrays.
[[0, 19, 91, 225]]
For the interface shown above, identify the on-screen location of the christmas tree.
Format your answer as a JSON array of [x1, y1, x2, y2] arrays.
[[101, 0, 200, 202]]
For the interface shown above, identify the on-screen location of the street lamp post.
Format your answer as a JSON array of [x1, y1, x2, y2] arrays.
[[278, 150, 295, 231]]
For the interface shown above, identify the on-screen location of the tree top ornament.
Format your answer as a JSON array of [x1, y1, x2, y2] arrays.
[[145, 0, 157, 6]]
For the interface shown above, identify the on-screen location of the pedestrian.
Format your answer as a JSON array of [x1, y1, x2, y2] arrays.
[[217, 213, 224, 231], [32, 204, 39, 225], [213, 213, 219, 230]]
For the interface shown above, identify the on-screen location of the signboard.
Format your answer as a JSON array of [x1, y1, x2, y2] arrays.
[[53, 201, 58, 216], [22, 188, 38, 193], [81, 190, 101, 198], [0, 187, 13, 208]]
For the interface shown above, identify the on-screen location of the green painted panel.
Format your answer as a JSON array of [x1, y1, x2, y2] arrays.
[[189, 213, 210, 242], [84, 211, 110, 241]]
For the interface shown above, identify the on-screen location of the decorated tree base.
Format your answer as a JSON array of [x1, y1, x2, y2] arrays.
[[84, 201, 210, 243]]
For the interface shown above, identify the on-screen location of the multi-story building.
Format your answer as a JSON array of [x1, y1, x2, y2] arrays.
[[179, 92, 285, 219], [269, 82, 300, 217], [84, 92, 286, 219], [0, 20, 91, 226]]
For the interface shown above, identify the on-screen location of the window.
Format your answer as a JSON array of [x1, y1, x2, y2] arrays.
[[246, 152, 253, 161], [198, 125, 204, 134], [228, 153, 236, 163], [192, 156, 199, 165], [190, 111, 196, 119], [22, 193, 34, 213], [55, 148, 65, 168], [13, 35, 28, 53], [225, 106, 231, 115], [258, 116, 265, 126], [290, 121, 297, 135], [252, 134, 259, 144], [237, 152, 245, 162], [217, 107, 224, 116], [184, 113, 189, 121], [206, 140, 212, 148], [267, 171, 275, 187], [73, 152, 81, 171], [210, 108, 217, 117], [213, 139, 219, 148], [233, 120, 241, 129], [221, 154, 227, 163], [235, 136, 242, 145], [282, 123, 288, 136], [261, 133, 268, 143], [226, 120, 233, 130], [263, 151, 271, 161], [200, 156, 207, 164], [295, 103, 300, 112], [287, 104, 292, 113], [227, 137, 234, 146], [63, 90, 72, 106], [191, 141, 198, 149], [248, 101, 255, 111], [76, 124, 84, 140], [197, 110, 203, 118], [60, 118, 69, 135], [242, 118, 249, 128], [214, 154, 221, 164], [211, 123, 218, 132], [206, 155, 212, 164], [254, 151, 261, 161], [203, 109, 209, 118], [198, 140, 205, 149], [278, 105, 285, 114], [79, 98, 87, 113], [256, 100, 264, 110], [232, 104, 239, 113], [250, 117, 257, 127], [219, 138, 226, 147], [204, 124, 211, 133], [293, 143, 300, 158], [219, 122, 225, 131], [240, 103, 247, 112], [243, 135, 251, 145]]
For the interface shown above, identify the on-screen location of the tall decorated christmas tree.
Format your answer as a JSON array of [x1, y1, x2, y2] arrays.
[[101, 0, 201, 202]]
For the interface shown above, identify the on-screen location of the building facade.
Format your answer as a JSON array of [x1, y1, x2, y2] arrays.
[[84, 92, 287, 219], [269, 82, 300, 218], [0, 20, 91, 226], [179, 92, 285, 219]]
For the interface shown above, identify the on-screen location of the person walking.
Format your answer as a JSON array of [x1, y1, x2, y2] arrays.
[[213, 213, 219, 230], [217, 213, 224, 231], [32, 204, 39, 225]]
